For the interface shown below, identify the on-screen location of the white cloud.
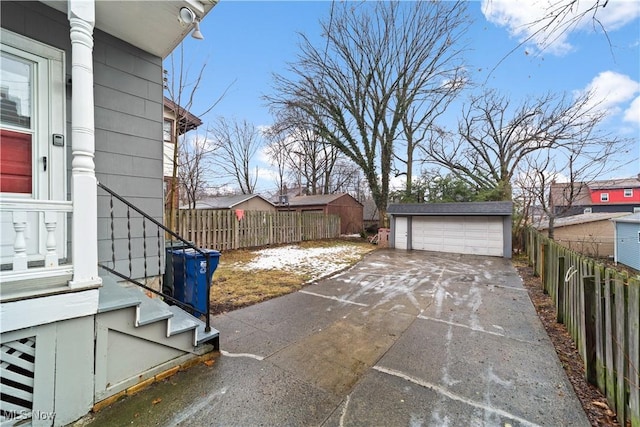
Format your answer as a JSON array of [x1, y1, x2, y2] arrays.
[[624, 96, 640, 124], [389, 174, 406, 192], [257, 145, 272, 164], [481, 0, 640, 55], [577, 71, 640, 117]]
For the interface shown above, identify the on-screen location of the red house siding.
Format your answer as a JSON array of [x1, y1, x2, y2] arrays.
[[591, 188, 640, 204]]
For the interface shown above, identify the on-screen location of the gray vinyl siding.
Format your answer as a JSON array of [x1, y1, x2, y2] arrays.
[[94, 28, 164, 279], [2, 1, 165, 279], [616, 222, 640, 270]]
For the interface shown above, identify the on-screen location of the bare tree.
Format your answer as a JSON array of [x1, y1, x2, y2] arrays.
[[268, 1, 469, 226], [516, 129, 629, 240], [209, 117, 262, 194], [484, 0, 624, 77], [519, 0, 614, 52], [164, 46, 231, 230], [263, 127, 289, 196], [424, 89, 618, 201], [268, 105, 361, 196], [178, 133, 211, 209]]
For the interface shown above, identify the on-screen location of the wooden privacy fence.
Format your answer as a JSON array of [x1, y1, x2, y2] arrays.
[[175, 210, 341, 251], [526, 228, 639, 426]]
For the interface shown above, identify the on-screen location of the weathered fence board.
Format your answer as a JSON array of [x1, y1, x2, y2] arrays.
[[175, 210, 341, 251], [526, 228, 640, 426], [629, 278, 640, 427]]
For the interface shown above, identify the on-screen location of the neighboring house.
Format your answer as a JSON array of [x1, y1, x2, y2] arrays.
[[277, 193, 363, 235], [388, 202, 513, 258], [551, 177, 640, 217], [184, 194, 276, 212], [537, 212, 629, 259], [163, 97, 202, 211], [612, 212, 640, 271], [0, 1, 217, 425]]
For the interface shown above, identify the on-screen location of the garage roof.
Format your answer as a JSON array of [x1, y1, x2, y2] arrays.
[[611, 212, 640, 224], [387, 201, 512, 216]]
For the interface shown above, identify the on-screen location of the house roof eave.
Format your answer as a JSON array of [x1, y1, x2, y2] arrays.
[[41, 0, 218, 59]]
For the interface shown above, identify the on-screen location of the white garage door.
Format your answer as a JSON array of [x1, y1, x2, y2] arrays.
[[411, 216, 503, 257]]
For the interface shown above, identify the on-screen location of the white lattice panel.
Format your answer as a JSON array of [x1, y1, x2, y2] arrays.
[[0, 337, 36, 424]]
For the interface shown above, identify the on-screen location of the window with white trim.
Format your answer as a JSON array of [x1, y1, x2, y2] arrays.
[[163, 119, 173, 143], [600, 193, 609, 202], [624, 188, 633, 197]]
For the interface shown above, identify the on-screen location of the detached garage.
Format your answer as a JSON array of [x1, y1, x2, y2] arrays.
[[388, 202, 513, 258]]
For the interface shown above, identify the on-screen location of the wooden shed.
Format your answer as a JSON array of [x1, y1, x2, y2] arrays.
[[278, 193, 363, 235]]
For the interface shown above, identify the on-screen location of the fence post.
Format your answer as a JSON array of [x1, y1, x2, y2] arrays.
[[233, 212, 239, 249], [533, 234, 539, 276], [628, 277, 640, 427], [614, 277, 628, 425], [557, 256, 566, 323], [583, 275, 597, 385], [542, 242, 549, 294]]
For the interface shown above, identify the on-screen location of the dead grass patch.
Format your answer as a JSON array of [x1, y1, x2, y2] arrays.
[[210, 238, 376, 314]]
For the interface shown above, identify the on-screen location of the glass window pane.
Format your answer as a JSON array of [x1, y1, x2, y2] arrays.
[[163, 119, 173, 142], [0, 52, 32, 129]]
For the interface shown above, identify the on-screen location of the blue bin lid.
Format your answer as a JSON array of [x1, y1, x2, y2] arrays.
[[169, 248, 220, 258]]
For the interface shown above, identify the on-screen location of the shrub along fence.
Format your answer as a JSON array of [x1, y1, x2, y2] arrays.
[[175, 209, 341, 251], [526, 228, 639, 426]]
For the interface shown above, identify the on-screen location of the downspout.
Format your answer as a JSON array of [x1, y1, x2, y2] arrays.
[[68, 0, 101, 288]]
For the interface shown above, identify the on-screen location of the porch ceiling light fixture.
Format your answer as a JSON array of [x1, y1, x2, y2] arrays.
[[191, 20, 204, 40], [179, 7, 196, 24]]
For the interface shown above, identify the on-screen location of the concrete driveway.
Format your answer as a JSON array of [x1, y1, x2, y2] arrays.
[[85, 249, 588, 426]]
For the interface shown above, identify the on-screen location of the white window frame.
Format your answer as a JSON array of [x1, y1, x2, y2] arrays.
[[583, 207, 592, 214], [1, 29, 67, 263], [624, 188, 633, 197], [1, 29, 66, 203], [163, 119, 173, 143], [600, 193, 609, 202]]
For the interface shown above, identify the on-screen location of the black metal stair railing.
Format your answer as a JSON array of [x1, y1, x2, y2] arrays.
[[97, 181, 213, 333]]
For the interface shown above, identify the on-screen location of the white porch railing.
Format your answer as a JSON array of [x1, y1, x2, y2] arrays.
[[0, 198, 73, 288]]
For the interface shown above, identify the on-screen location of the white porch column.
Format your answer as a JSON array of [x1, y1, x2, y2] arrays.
[[68, 0, 101, 288]]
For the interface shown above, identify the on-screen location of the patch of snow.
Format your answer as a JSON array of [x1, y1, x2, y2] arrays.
[[240, 244, 368, 281]]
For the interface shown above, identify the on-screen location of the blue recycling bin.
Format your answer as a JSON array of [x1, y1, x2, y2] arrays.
[[169, 248, 220, 316]]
